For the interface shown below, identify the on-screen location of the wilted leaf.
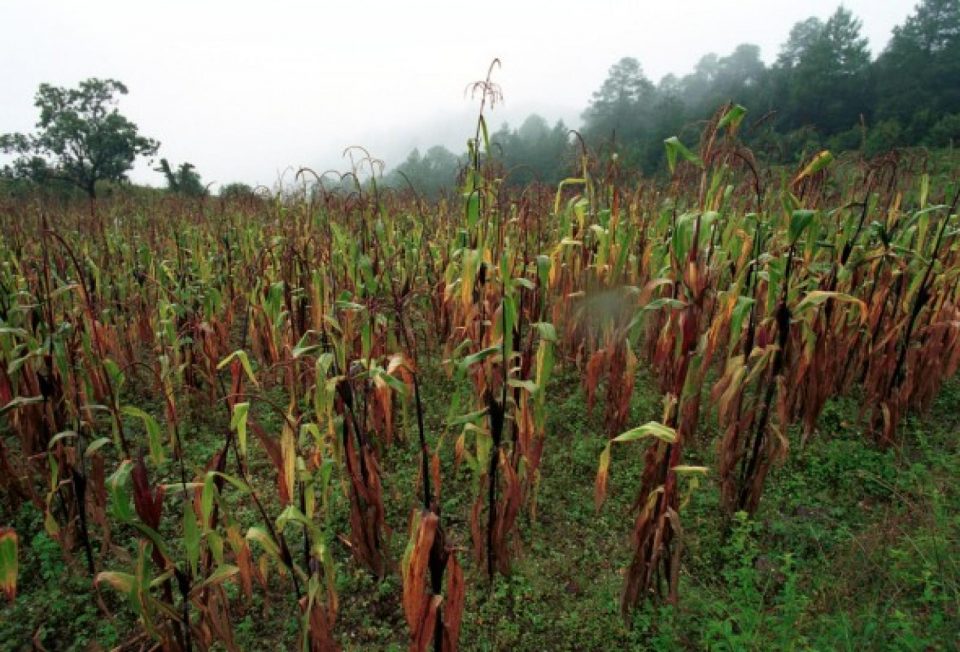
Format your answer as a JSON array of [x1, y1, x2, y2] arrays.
[[0, 395, 43, 417], [795, 290, 868, 324], [671, 465, 708, 475], [595, 444, 612, 510]]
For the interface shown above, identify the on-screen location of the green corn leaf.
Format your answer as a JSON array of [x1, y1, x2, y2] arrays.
[[130, 522, 172, 564], [122, 406, 165, 465], [532, 322, 557, 342], [536, 255, 551, 290], [47, 430, 78, 449], [292, 331, 322, 359], [84, 437, 113, 457], [0, 528, 17, 603], [512, 277, 536, 291], [644, 297, 687, 312], [789, 210, 817, 245], [479, 114, 490, 155], [459, 345, 500, 370], [193, 564, 239, 595], [664, 136, 703, 174], [717, 104, 747, 133], [216, 350, 259, 388], [107, 460, 135, 523], [448, 407, 489, 427], [613, 422, 677, 444], [793, 150, 833, 184], [729, 296, 756, 350], [201, 473, 217, 529], [508, 379, 538, 393], [183, 500, 200, 578], [465, 192, 480, 231], [246, 526, 282, 562], [230, 402, 250, 461]]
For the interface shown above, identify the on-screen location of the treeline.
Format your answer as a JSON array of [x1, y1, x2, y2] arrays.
[[4, 1, 957, 201], [387, 0, 960, 194]]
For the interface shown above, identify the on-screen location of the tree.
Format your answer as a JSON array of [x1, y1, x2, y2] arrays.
[[876, 0, 960, 132], [716, 45, 765, 95], [491, 115, 572, 187], [386, 146, 461, 197], [776, 17, 826, 69], [582, 57, 659, 169], [678, 45, 766, 119], [155, 158, 206, 196], [679, 54, 721, 109], [219, 182, 256, 201], [0, 78, 159, 199], [773, 9, 872, 135], [927, 112, 960, 146], [582, 59, 656, 140]]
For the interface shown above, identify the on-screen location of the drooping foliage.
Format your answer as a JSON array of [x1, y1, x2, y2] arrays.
[[1, 65, 959, 649]]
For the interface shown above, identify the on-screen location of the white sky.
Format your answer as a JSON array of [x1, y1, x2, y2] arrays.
[[1, 0, 916, 189]]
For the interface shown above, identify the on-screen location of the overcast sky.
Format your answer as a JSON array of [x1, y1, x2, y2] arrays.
[[1, 0, 917, 189]]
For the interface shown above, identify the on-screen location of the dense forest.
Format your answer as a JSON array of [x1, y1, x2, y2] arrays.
[[387, 0, 960, 194]]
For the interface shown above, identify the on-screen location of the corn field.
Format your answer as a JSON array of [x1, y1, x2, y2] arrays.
[[1, 98, 959, 651]]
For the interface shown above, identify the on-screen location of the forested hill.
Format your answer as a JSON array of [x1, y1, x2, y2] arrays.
[[388, 1, 960, 194]]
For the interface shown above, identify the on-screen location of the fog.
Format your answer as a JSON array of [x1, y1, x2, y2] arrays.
[[0, 0, 915, 189]]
